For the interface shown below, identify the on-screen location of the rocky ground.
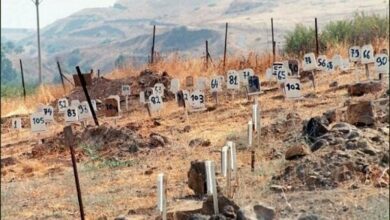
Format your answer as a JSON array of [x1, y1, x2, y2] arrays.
[[1, 66, 389, 220]]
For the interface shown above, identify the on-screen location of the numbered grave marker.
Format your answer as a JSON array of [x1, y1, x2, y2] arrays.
[[189, 90, 206, 111], [12, 118, 22, 130], [317, 55, 327, 71], [284, 79, 302, 99], [121, 85, 131, 96], [276, 66, 289, 83], [288, 60, 299, 76], [361, 44, 375, 64], [226, 141, 237, 172], [272, 62, 283, 78], [170, 79, 180, 94], [30, 112, 47, 133], [349, 46, 361, 62], [248, 75, 261, 95], [240, 68, 254, 86], [375, 53, 389, 74], [326, 60, 335, 73], [148, 95, 163, 112], [58, 98, 69, 112], [78, 101, 92, 120], [42, 106, 54, 122], [104, 95, 120, 117], [303, 53, 317, 71], [186, 76, 194, 88], [226, 70, 240, 90], [210, 75, 223, 92], [64, 106, 79, 123], [153, 83, 165, 97]]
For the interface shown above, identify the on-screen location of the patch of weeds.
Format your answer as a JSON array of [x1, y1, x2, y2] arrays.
[[80, 143, 138, 170]]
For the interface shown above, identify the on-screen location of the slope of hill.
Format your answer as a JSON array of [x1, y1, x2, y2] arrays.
[[1, 0, 388, 83]]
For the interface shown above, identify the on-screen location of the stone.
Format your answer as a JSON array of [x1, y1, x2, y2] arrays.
[[253, 203, 276, 220], [149, 133, 167, 148], [187, 161, 207, 196], [298, 213, 324, 220], [202, 195, 240, 216], [114, 215, 129, 220], [285, 145, 309, 160], [329, 81, 338, 88], [188, 214, 209, 220], [303, 117, 329, 141], [209, 214, 227, 220], [189, 138, 211, 147], [1, 157, 17, 168], [346, 140, 358, 149], [323, 109, 341, 124], [347, 81, 382, 96], [346, 101, 375, 126], [310, 139, 329, 152], [222, 205, 236, 219]]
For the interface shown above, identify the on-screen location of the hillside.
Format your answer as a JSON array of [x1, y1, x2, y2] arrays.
[[1, 0, 388, 83]]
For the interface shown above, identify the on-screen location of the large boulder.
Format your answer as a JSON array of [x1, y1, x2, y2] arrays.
[[303, 117, 329, 141], [187, 161, 207, 196], [285, 145, 309, 160], [346, 101, 375, 126], [347, 81, 382, 96]]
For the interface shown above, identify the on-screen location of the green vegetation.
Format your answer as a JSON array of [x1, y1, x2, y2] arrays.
[[284, 12, 389, 55]]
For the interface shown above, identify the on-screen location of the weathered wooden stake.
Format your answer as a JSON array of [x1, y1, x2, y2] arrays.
[[223, 22, 228, 69], [251, 150, 255, 172], [365, 64, 370, 80], [125, 95, 129, 111], [311, 71, 316, 90], [19, 59, 26, 102], [205, 40, 209, 69], [64, 126, 85, 220], [76, 66, 99, 126], [151, 25, 156, 64], [56, 61, 66, 92], [97, 69, 100, 78], [271, 18, 275, 62], [315, 17, 319, 56]]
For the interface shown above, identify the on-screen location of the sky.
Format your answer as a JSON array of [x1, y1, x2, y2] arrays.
[[1, 0, 117, 29]]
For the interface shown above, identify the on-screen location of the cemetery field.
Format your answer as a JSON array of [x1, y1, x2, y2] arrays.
[[1, 56, 389, 219]]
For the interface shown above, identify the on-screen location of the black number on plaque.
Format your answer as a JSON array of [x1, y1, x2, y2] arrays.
[[363, 50, 370, 59], [376, 56, 388, 67], [59, 100, 66, 108], [211, 79, 218, 89], [14, 121, 17, 128], [229, 75, 237, 85], [277, 71, 286, 80], [67, 109, 76, 117], [327, 61, 333, 70], [199, 95, 204, 103], [351, 49, 359, 58], [151, 96, 161, 104], [286, 83, 300, 90], [33, 117, 44, 124], [305, 57, 312, 64]]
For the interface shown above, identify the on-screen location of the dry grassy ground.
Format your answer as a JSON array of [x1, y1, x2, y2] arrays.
[[1, 54, 389, 219]]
